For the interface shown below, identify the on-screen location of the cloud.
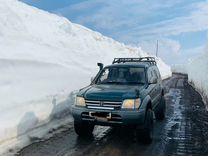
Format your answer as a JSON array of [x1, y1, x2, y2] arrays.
[[139, 38, 181, 64], [54, 0, 188, 32], [139, 38, 205, 64], [207, 31, 208, 38], [55, 0, 208, 43], [54, 1, 107, 17], [118, 2, 208, 42], [52, 0, 208, 65]]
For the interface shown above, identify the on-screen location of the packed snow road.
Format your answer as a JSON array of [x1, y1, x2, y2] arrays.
[[17, 73, 208, 156]]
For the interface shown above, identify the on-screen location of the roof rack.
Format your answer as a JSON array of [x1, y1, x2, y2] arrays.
[[112, 57, 156, 65]]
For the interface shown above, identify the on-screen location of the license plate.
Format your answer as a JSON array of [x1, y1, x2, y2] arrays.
[[95, 116, 108, 121], [89, 112, 112, 120]]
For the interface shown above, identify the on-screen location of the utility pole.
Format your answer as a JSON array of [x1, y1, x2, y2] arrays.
[[156, 40, 158, 57]]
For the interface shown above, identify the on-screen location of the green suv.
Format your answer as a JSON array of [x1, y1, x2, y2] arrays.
[[72, 57, 166, 143]]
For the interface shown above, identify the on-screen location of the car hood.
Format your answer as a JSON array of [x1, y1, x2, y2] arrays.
[[78, 84, 145, 101]]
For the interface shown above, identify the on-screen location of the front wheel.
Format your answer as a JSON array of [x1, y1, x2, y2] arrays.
[[137, 109, 154, 144], [155, 96, 166, 120], [74, 121, 94, 137]]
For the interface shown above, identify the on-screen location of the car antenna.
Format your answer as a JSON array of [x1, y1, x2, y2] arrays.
[[156, 40, 159, 57]]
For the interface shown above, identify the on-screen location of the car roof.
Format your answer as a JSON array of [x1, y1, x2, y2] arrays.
[[105, 62, 153, 68]]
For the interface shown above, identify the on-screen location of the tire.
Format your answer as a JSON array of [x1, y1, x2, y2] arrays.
[[74, 121, 94, 137], [155, 96, 166, 120], [137, 109, 154, 144]]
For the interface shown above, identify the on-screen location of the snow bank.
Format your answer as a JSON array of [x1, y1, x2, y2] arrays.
[[186, 49, 208, 109], [155, 57, 172, 79], [0, 0, 171, 154], [172, 64, 188, 74], [173, 46, 208, 110]]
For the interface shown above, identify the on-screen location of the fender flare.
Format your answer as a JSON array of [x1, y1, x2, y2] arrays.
[[140, 95, 152, 110]]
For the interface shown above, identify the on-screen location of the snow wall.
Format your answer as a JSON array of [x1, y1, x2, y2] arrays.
[[172, 45, 208, 110], [187, 47, 208, 110], [0, 0, 172, 154]]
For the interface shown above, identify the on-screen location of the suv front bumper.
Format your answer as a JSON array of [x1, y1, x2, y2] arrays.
[[72, 106, 146, 127]]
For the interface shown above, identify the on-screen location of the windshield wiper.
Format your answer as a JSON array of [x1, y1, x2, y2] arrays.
[[106, 81, 124, 84], [126, 82, 145, 85], [99, 81, 125, 84]]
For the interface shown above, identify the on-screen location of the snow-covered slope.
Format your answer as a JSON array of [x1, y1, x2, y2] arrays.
[[0, 0, 171, 154], [187, 48, 208, 109], [172, 46, 208, 110]]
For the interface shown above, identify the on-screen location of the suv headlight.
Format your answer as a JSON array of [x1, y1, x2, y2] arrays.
[[122, 98, 141, 109], [76, 96, 86, 107]]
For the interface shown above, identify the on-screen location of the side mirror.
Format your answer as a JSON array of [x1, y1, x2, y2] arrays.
[[90, 77, 94, 83], [97, 63, 103, 71]]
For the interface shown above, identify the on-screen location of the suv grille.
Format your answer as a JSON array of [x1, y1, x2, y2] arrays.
[[85, 100, 122, 110]]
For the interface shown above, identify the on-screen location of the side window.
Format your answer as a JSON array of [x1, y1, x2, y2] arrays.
[[147, 67, 154, 80], [153, 70, 157, 81], [153, 70, 158, 79], [147, 68, 151, 80], [148, 67, 159, 83], [154, 67, 161, 80], [100, 69, 109, 81]]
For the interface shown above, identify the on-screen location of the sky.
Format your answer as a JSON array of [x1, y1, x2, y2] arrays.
[[20, 0, 208, 65]]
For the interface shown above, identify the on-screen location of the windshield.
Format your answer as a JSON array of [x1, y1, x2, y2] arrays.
[[96, 67, 146, 85]]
